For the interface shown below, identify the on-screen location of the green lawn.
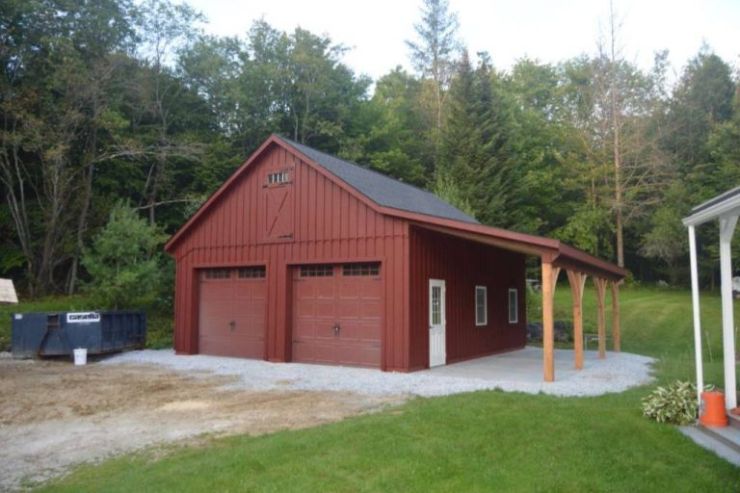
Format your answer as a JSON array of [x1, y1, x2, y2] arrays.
[[19, 286, 740, 491], [545, 284, 734, 386]]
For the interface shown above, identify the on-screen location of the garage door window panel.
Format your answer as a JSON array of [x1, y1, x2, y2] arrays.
[[203, 268, 231, 279], [238, 266, 266, 278], [300, 265, 334, 277], [342, 263, 380, 276]]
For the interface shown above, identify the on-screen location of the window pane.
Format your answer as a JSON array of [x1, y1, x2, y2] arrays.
[[300, 264, 333, 277], [508, 289, 518, 323], [431, 286, 441, 325], [204, 268, 231, 279], [342, 262, 380, 276], [238, 266, 266, 278], [267, 170, 291, 185], [475, 286, 487, 325]]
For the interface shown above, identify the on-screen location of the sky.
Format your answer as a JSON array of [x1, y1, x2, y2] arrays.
[[186, 0, 739, 83]]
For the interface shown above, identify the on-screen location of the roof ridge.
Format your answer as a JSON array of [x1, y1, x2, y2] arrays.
[[275, 134, 466, 211]]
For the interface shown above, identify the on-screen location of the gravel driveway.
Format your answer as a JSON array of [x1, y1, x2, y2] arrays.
[[104, 346, 655, 397]]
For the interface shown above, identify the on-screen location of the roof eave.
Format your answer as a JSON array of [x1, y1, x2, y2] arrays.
[[401, 210, 625, 281], [555, 244, 627, 281], [164, 135, 284, 253], [682, 198, 740, 227]]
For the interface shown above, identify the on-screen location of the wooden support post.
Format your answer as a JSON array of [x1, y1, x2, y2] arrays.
[[611, 281, 621, 352], [541, 259, 560, 382], [594, 278, 608, 359], [567, 270, 587, 369]]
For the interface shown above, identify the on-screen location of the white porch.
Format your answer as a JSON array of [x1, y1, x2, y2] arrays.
[[683, 186, 740, 411]]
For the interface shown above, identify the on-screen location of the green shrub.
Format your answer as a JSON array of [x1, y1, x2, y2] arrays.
[[82, 203, 167, 310], [641, 381, 698, 425]]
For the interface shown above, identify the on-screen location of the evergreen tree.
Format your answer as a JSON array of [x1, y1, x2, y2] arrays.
[[406, 0, 461, 173], [82, 203, 167, 309], [440, 51, 514, 228]]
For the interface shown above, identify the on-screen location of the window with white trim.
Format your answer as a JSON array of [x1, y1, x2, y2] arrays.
[[475, 286, 487, 326], [508, 288, 519, 324], [267, 171, 290, 185]]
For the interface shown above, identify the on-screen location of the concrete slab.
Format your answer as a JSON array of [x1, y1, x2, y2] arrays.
[[697, 423, 740, 452], [680, 426, 740, 466], [416, 347, 655, 396], [428, 347, 648, 383]]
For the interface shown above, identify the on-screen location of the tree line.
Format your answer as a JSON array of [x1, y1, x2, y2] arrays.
[[1, 0, 738, 298]]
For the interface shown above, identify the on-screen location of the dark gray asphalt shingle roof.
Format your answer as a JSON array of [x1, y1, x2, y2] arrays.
[[690, 186, 740, 214], [279, 136, 479, 224]]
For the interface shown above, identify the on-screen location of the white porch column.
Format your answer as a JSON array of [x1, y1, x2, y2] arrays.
[[688, 225, 704, 406], [719, 216, 737, 411]]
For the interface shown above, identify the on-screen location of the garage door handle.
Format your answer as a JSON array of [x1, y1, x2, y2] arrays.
[[229, 320, 236, 331], [333, 323, 341, 336]]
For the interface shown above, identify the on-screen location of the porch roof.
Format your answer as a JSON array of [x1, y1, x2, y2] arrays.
[[682, 186, 740, 226], [684, 186, 738, 411], [409, 220, 627, 282]]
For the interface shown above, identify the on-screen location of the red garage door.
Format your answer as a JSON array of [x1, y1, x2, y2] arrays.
[[198, 266, 266, 358], [292, 263, 382, 367]]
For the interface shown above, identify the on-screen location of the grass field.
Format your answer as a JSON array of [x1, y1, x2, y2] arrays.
[[9, 285, 740, 491]]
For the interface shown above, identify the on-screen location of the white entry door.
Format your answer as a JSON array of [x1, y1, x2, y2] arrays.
[[429, 279, 446, 367]]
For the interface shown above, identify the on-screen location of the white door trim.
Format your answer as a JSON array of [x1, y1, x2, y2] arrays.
[[429, 279, 446, 367]]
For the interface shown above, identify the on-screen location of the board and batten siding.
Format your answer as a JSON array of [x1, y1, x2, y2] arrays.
[[170, 144, 411, 371], [408, 226, 527, 370]]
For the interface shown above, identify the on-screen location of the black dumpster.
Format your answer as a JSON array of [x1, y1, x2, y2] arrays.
[[11, 311, 146, 358]]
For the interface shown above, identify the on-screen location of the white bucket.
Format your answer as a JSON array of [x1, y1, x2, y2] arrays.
[[73, 348, 88, 366]]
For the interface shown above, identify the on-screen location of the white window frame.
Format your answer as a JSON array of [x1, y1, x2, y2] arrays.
[[475, 285, 488, 326], [267, 171, 290, 185], [508, 288, 519, 324]]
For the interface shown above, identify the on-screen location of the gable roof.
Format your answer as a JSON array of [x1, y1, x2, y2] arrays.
[[163, 135, 626, 280], [164, 134, 477, 252], [279, 136, 478, 224]]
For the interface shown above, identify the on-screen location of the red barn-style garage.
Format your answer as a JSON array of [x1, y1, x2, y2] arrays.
[[165, 135, 626, 381]]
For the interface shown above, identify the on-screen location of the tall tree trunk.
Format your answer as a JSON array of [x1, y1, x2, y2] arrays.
[[1, 121, 36, 295], [68, 119, 99, 294], [614, 137, 624, 267], [609, 0, 625, 268], [149, 193, 156, 225], [148, 158, 160, 226], [67, 167, 92, 294], [612, 91, 624, 267]]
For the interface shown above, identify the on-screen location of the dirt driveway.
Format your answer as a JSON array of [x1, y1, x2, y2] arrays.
[[0, 354, 400, 491]]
